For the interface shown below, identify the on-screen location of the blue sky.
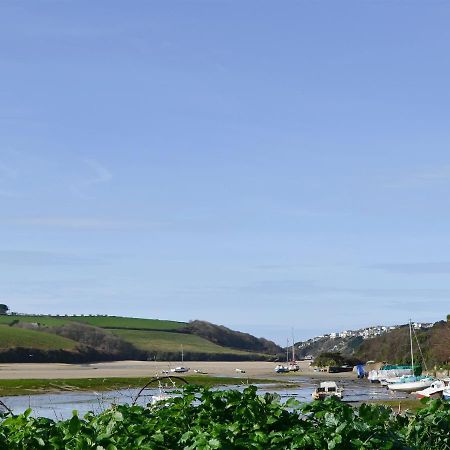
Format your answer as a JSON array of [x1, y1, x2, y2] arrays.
[[1, 1, 450, 343]]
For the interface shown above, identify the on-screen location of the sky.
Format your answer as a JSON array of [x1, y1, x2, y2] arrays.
[[1, 1, 450, 344]]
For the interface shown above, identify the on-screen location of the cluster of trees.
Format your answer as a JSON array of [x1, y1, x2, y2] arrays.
[[356, 320, 450, 367], [184, 320, 283, 355], [50, 322, 136, 355], [0, 304, 8, 315], [314, 352, 361, 367]]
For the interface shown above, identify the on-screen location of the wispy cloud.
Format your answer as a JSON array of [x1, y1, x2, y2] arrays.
[[0, 217, 150, 230], [0, 250, 105, 266], [386, 164, 450, 188], [369, 262, 450, 274], [0, 189, 20, 198], [0, 162, 17, 179], [0, 161, 19, 197], [71, 159, 112, 198]]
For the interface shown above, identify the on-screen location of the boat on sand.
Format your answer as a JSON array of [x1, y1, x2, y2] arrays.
[[170, 345, 189, 373], [312, 381, 343, 400], [387, 320, 434, 393], [415, 379, 449, 399], [387, 375, 434, 393]]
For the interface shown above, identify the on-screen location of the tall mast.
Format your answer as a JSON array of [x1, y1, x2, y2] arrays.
[[181, 345, 184, 364], [409, 319, 414, 370], [291, 329, 295, 362], [286, 339, 289, 363]]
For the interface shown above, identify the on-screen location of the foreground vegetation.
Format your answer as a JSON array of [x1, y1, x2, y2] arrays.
[[0, 386, 449, 449], [368, 398, 425, 412]]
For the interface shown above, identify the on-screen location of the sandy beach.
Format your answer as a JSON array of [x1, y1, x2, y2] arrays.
[[0, 360, 356, 380]]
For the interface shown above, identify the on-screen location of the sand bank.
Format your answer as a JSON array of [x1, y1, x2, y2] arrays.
[[0, 360, 356, 381]]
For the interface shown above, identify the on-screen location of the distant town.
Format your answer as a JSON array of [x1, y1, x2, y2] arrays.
[[298, 322, 434, 347]]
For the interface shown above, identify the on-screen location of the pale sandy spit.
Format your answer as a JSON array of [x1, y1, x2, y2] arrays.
[[0, 360, 355, 381]]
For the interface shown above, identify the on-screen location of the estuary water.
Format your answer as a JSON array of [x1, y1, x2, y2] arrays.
[[1, 377, 409, 420]]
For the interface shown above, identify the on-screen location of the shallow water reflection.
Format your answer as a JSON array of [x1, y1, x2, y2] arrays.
[[2, 378, 410, 420]]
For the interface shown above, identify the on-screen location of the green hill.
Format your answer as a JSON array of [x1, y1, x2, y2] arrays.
[[0, 315, 74, 327], [0, 315, 184, 330], [0, 325, 77, 350], [295, 316, 450, 369], [184, 320, 283, 354], [0, 314, 279, 363], [356, 320, 450, 368], [110, 329, 253, 355], [69, 316, 185, 331]]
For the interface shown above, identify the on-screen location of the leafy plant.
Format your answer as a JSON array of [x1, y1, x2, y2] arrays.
[[1, 386, 449, 449]]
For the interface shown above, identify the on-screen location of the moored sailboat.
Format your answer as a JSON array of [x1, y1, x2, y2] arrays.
[[387, 375, 434, 393], [170, 345, 189, 373], [387, 320, 434, 393]]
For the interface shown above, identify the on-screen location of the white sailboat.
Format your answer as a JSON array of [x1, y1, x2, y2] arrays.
[[388, 375, 434, 393], [274, 339, 290, 373], [387, 320, 434, 393], [171, 345, 189, 373], [288, 331, 299, 372]]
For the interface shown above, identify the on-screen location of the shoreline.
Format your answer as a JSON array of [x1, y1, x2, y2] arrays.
[[0, 360, 356, 397], [0, 375, 290, 397], [0, 360, 356, 380]]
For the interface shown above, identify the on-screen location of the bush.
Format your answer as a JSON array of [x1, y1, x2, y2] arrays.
[[0, 387, 449, 449]]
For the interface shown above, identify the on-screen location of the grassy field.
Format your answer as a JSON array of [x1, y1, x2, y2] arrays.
[[0, 316, 74, 327], [70, 316, 186, 330], [0, 315, 270, 360], [0, 315, 186, 331], [0, 376, 279, 396], [110, 329, 251, 355], [0, 325, 77, 350]]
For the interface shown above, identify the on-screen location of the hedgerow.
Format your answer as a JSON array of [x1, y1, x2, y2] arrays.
[[0, 386, 449, 449]]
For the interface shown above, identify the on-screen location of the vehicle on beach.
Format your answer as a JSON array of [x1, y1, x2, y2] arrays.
[[312, 381, 343, 400]]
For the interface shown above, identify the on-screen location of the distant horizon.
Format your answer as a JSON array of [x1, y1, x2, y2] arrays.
[[2, 2, 450, 344]]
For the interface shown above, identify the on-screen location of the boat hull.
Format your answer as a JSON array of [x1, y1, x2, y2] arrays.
[[443, 388, 450, 401], [312, 392, 343, 401], [388, 378, 434, 393], [415, 381, 445, 399]]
